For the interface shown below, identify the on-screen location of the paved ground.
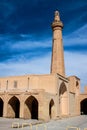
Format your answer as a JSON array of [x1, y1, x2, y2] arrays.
[[0, 115, 87, 130]]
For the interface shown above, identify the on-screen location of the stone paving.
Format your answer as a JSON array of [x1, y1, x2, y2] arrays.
[[0, 115, 87, 130]]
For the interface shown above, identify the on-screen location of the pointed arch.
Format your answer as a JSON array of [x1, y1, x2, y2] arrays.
[[24, 96, 38, 119], [59, 82, 67, 96], [80, 98, 87, 115], [59, 82, 68, 115], [0, 98, 3, 117], [49, 99, 55, 119], [8, 96, 20, 118]]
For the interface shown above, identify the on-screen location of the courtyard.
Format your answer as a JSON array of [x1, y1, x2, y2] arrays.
[[0, 115, 87, 130]]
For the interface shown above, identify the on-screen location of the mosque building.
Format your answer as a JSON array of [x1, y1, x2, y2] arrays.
[[0, 11, 87, 121]]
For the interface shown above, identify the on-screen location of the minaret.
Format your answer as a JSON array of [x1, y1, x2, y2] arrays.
[[51, 11, 65, 76]]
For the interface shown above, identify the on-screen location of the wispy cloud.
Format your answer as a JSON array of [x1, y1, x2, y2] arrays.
[[64, 24, 87, 45], [12, 38, 51, 50], [0, 34, 52, 62], [0, 53, 51, 76], [63, 24, 87, 53]]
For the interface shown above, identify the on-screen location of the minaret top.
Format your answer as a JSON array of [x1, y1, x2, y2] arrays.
[[52, 10, 63, 30], [54, 11, 60, 21]]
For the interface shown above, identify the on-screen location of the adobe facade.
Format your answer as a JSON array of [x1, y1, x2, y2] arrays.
[[0, 11, 87, 121]]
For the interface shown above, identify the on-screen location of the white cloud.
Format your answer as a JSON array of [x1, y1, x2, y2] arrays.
[[0, 53, 51, 77], [12, 39, 52, 50], [63, 24, 87, 46]]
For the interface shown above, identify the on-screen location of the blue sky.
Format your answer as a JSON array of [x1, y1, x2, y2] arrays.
[[0, 0, 87, 92]]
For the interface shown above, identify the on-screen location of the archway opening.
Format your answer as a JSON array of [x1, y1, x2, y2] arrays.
[[59, 82, 68, 115], [8, 96, 20, 118], [49, 99, 54, 119], [24, 96, 38, 119], [0, 98, 3, 117], [81, 98, 87, 115]]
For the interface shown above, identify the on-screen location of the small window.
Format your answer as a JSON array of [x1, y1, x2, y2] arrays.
[[76, 81, 79, 88], [14, 81, 17, 88], [6, 80, 8, 90]]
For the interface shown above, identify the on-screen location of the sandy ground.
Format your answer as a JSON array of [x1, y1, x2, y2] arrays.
[[0, 115, 87, 130]]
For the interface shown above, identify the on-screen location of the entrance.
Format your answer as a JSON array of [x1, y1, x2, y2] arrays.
[[81, 98, 87, 115], [59, 82, 68, 115], [49, 99, 54, 119], [0, 98, 3, 117], [8, 96, 20, 118], [24, 96, 38, 119]]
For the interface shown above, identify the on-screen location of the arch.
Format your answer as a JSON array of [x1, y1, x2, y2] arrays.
[[0, 98, 3, 117], [49, 99, 55, 119], [8, 96, 20, 118], [24, 96, 38, 119], [80, 98, 87, 115], [59, 82, 68, 115], [59, 82, 67, 96]]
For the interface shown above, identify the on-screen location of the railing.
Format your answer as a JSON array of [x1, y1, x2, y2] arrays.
[[12, 122, 47, 130], [66, 126, 80, 130], [12, 122, 20, 128]]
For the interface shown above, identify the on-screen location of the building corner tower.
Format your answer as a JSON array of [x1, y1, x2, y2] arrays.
[[51, 11, 65, 76]]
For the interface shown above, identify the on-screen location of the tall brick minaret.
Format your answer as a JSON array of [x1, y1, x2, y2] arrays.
[[51, 11, 65, 76]]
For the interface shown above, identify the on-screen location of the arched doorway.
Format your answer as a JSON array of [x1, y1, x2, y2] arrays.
[[80, 98, 87, 115], [49, 99, 54, 119], [24, 96, 38, 119], [8, 96, 20, 118], [59, 82, 68, 115], [0, 98, 3, 117]]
